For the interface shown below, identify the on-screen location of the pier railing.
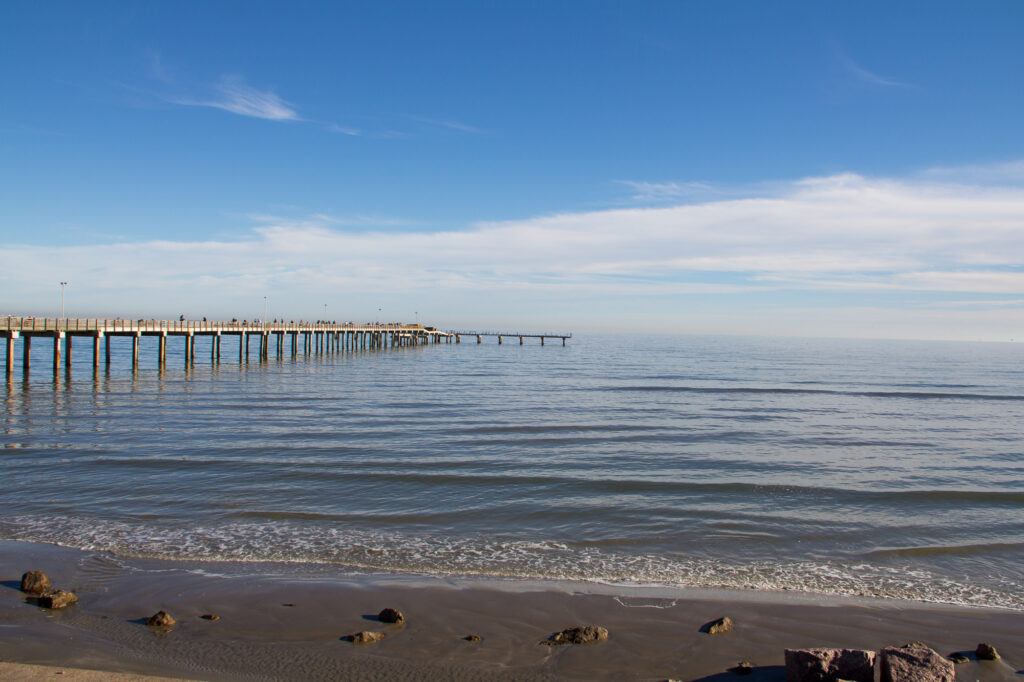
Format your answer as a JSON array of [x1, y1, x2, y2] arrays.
[[1, 317, 427, 333]]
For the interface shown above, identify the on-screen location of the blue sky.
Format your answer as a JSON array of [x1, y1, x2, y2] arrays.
[[3, 1, 1024, 340]]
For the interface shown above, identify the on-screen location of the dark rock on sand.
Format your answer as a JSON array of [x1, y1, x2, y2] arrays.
[[20, 570, 52, 595], [975, 643, 1000, 661], [948, 653, 969, 664], [463, 634, 482, 642], [701, 616, 734, 635], [731, 661, 754, 675], [37, 589, 78, 609], [784, 648, 875, 682], [879, 646, 954, 682], [344, 631, 385, 644], [200, 613, 220, 621], [378, 607, 405, 624], [146, 610, 176, 627], [540, 625, 609, 646]]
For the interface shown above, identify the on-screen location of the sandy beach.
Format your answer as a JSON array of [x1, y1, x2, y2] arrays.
[[1, 540, 1020, 681]]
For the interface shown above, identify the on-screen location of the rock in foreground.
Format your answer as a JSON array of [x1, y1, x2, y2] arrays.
[[378, 607, 405, 624], [701, 616, 734, 635], [37, 589, 78, 609], [345, 631, 385, 644], [146, 610, 176, 627], [200, 613, 220, 621], [879, 646, 954, 682], [975, 643, 1000, 661], [541, 625, 609, 646], [784, 648, 875, 682], [20, 570, 52, 596]]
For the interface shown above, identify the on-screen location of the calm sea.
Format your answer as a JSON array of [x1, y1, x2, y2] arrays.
[[2, 333, 1022, 609]]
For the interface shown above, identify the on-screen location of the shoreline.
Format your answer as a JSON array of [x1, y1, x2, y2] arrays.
[[1, 540, 1021, 681]]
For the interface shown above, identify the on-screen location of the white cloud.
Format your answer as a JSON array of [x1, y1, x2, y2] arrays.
[[4, 170, 1024, 338], [175, 76, 298, 121]]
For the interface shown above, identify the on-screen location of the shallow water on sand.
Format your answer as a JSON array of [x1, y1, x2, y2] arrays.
[[2, 333, 1022, 609]]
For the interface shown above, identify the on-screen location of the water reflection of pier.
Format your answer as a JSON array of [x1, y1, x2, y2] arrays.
[[2, 318, 458, 377]]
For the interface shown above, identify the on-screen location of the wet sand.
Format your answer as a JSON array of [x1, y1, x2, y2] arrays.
[[1, 540, 1021, 681]]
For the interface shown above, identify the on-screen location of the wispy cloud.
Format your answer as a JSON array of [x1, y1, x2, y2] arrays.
[[326, 123, 361, 136], [174, 76, 299, 121], [617, 180, 716, 202], [921, 160, 1024, 185], [413, 116, 484, 134], [833, 44, 907, 88]]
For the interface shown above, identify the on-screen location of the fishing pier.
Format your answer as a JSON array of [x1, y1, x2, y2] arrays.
[[2, 318, 571, 379]]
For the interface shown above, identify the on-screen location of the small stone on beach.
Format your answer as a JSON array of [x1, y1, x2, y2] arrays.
[[975, 643, 999, 660], [20, 570, 51, 596], [540, 625, 609, 646], [948, 653, 969, 664], [731, 661, 754, 675], [378, 607, 405, 624], [344, 631, 385, 644], [37, 589, 78, 609], [463, 634, 482, 642], [700, 616, 733, 635], [146, 610, 176, 627], [200, 613, 220, 621]]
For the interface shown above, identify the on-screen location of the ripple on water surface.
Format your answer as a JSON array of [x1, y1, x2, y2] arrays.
[[2, 334, 1023, 609]]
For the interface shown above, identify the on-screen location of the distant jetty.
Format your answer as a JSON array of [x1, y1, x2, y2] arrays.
[[2, 317, 571, 378]]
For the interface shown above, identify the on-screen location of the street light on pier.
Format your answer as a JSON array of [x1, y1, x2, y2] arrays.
[[324, 303, 328, 321], [264, 296, 268, 330], [377, 307, 381, 325], [59, 282, 68, 320]]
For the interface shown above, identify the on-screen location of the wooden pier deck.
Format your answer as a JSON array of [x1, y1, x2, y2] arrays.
[[1, 318, 571, 378]]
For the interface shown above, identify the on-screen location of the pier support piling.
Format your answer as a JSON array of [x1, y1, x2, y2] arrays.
[[52, 332, 63, 373], [4, 332, 17, 377]]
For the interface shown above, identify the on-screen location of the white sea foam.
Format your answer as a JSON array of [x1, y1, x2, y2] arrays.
[[2, 515, 1020, 611]]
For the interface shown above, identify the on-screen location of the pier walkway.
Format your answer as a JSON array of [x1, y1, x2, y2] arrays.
[[1, 318, 454, 377]]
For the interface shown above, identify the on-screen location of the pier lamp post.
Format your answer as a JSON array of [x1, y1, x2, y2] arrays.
[[377, 307, 381, 325], [415, 311, 418, 325], [263, 296, 268, 330], [59, 282, 68, 320], [324, 303, 327, 321]]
